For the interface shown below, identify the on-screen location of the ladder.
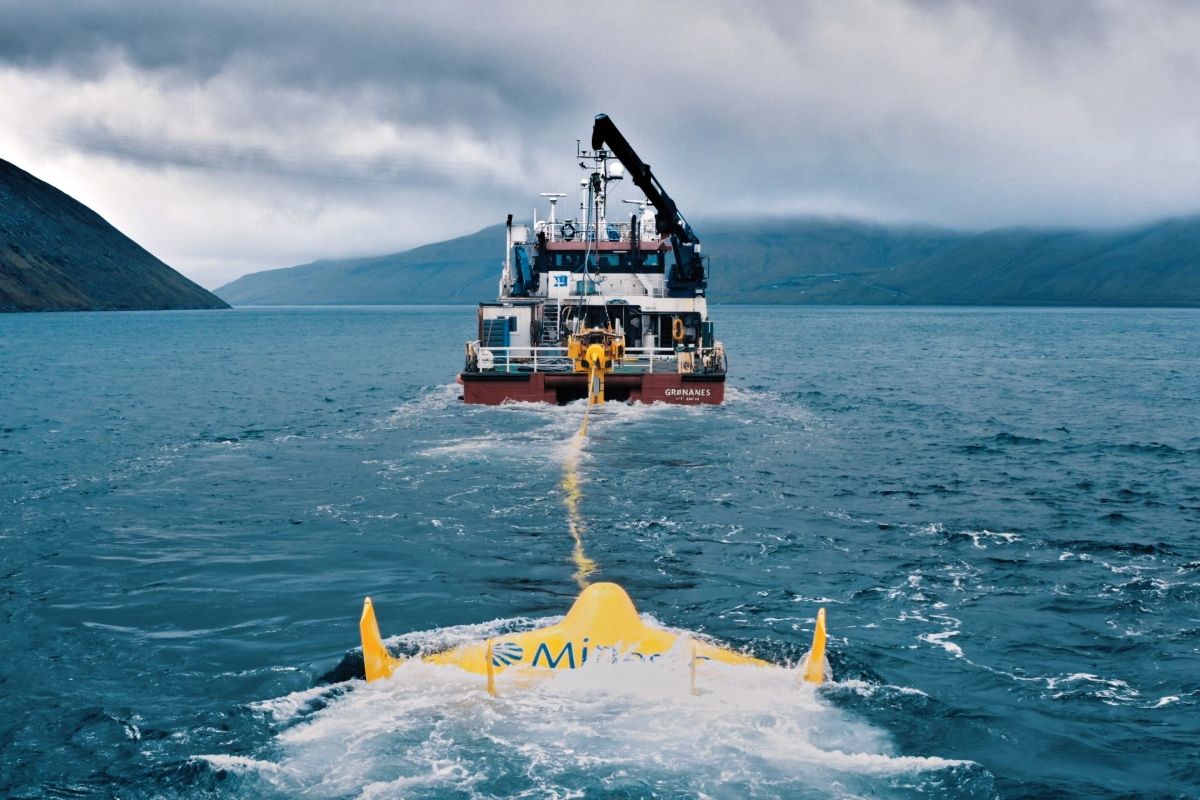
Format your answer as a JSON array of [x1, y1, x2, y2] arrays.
[[541, 300, 562, 344]]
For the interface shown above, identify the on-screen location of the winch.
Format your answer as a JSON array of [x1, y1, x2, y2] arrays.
[[567, 327, 625, 405]]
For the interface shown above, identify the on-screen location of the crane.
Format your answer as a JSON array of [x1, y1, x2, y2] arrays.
[[589, 114, 706, 296]]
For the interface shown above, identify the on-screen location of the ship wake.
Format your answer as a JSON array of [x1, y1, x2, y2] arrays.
[[202, 617, 991, 800]]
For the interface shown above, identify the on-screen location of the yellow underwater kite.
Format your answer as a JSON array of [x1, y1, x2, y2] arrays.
[[359, 581, 829, 693]]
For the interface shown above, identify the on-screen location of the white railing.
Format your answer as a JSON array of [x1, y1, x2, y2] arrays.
[[466, 341, 717, 375], [467, 342, 570, 372], [621, 347, 678, 374], [535, 220, 663, 245]]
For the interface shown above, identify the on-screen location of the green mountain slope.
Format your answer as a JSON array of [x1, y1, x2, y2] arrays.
[[216, 226, 506, 306], [878, 221, 1200, 306], [701, 219, 965, 303], [0, 158, 228, 312], [216, 217, 1200, 307]]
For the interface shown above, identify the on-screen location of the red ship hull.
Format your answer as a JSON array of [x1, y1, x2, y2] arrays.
[[459, 372, 725, 405]]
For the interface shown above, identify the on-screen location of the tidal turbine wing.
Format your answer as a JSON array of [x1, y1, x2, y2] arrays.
[[359, 584, 815, 690]]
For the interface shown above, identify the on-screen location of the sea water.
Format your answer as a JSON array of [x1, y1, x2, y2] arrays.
[[1, 306, 1197, 799]]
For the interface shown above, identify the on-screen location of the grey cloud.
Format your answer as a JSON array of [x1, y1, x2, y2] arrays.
[[60, 125, 510, 190], [913, 0, 1112, 47], [0, 1, 568, 118], [1, 0, 1199, 287]]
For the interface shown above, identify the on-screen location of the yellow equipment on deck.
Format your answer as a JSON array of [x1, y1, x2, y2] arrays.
[[567, 328, 625, 405], [359, 582, 829, 691]]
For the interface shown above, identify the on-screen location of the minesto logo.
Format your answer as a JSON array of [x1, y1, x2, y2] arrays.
[[490, 637, 688, 671], [526, 639, 664, 669], [490, 641, 524, 666], [663, 388, 712, 397]]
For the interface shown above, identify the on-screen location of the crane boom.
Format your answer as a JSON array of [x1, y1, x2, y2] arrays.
[[590, 114, 705, 294]]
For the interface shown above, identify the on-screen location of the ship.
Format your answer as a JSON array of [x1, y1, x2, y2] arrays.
[[459, 114, 727, 405]]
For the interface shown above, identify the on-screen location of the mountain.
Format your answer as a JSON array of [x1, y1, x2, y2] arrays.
[[217, 225, 505, 307], [216, 217, 1200, 308], [863, 221, 1200, 307], [0, 158, 228, 312]]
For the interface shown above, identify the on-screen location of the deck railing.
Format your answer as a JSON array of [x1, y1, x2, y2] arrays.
[[535, 220, 663, 245], [465, 341, 717, 375]]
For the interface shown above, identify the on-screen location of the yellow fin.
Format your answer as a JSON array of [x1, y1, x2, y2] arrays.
[[801, 607, 828, 684], [360, 597, 401, 682]]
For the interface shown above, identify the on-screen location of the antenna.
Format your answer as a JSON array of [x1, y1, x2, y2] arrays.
[[540, 192, 566, 240]]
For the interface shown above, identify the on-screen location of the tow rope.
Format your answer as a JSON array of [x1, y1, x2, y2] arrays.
[[358, 364, 830, 689], [562, 363, 600, 588]]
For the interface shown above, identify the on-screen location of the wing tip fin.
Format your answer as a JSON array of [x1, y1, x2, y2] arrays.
[[360, 596, 400, 682], [801, 607, 829, 685]]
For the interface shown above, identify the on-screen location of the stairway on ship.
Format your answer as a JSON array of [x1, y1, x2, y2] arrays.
[[540, 300, 562, 345]]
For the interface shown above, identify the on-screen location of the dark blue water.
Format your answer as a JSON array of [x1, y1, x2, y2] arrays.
[[2, 306, 1197, 799]]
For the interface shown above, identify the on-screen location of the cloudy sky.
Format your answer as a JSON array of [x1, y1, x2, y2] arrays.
[[2, 0, 1199, 288]]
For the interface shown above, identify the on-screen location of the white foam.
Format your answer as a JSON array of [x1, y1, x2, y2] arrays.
[[193, 754, 286, 775], [410, 404, 589, 468], [249, 684, 346, 724], [723, 386, 820, 428], [1044, 672, 1139, 703], [381, 383, 463, 426], [417, 437, 497, 458], [208, 620, 974, 797], [919, 630, 964, 658], [358, 761, 481, 799], [834, 679, 930, 699], [962, 530, 1021, 549]]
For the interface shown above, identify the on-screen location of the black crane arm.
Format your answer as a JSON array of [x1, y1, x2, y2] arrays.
[[590, 114, 697, 245], [590, 114, 704, 294]]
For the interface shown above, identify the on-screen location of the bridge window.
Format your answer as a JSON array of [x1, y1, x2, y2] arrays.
[[552, 253, 584, 269]]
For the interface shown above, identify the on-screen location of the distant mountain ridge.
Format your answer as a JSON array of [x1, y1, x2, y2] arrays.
[[0, 158, 228, 312], [216, 216, 1200, 308], [218, 225, 506, 308]]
